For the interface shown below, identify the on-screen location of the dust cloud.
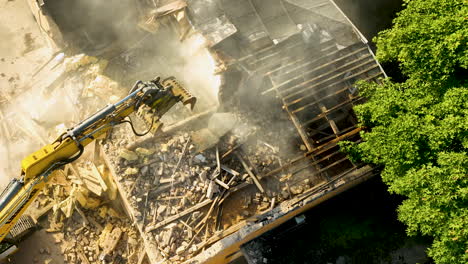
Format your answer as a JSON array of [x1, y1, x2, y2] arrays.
[[0, 0, 222, 188], [0, 0, 366, 188]]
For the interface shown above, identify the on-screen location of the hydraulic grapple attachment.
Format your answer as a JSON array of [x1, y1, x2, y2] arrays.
[[162, 77, 197, 110], [136, 77, 196, 134]]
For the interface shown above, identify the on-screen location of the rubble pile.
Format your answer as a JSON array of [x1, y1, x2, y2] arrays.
[[29, 160, 143, 264], [101, 109, 314, 263], [52, 206, 139, 264], [63, 54, 127, 111], [3, 0, 353, 260], [2, 48, 317, 263]]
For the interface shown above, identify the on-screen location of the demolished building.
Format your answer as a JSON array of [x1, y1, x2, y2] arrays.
[[5, 0, 386, 263]]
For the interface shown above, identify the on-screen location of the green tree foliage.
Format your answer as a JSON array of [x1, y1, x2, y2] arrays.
[[375, 0, 467, 86], [340, 0, 468, 263]]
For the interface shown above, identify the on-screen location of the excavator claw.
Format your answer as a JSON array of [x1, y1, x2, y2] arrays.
[[162, 77, 197, 110], [136, 77, 197, 134]]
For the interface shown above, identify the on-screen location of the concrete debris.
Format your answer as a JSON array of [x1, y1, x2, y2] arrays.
[[135, 147, 156, 156], [290, 185, 304, 195], [160, 228, 173, 248], [140, 165, 149, 176], [27, 155, 139, 264], [99, 123, 289, 263], [206, 180, 218, 199], [99, 225, 123, 260], [124, 167, 139, 176], [83, 74, 119, 100], [63, 54, 98, 72], [119, 149, 139, 161], [160, 143, 169, 152], [193, 154, 206, 163], [0, 0, 372, 263], [157, 205, 167, 215]]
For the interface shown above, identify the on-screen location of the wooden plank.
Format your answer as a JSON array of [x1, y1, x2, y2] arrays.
[[284, 104, 314, 151], [89, 162, 109, 192], [100, 148, 134, 221], [221, 165, 240, 176], [262, 47, 370, 95], [137, 248, 147, 264], [287, 71, 382, 108], [279, 55, 373, 96], [214, 179, 230, 190], [235, 153, 264, 193], [283, 62, 379, 101], [146, 199, 212, 232], [30, 202, 54, 223], [82, 178, 103, 197], [255, 41, 336, 76], [302, 96, 364, 126]]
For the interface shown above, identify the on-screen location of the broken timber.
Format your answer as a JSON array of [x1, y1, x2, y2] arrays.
[[235, 153, 264, 193], [99, 147, 162, 264], [146, 199, 212, 232]]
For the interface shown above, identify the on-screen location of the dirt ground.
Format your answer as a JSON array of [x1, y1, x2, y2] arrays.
[[0, 0, 51, 95], [0, 0, 52, 186], [5, 224, 65, 264], [0, 1, 63, 263]]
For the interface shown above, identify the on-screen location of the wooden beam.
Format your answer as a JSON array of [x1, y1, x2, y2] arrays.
[[235, 153, 264, 193], [146, 199, 212, 232]]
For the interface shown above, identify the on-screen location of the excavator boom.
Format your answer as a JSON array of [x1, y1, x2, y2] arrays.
[[0, 77, 195, 256]]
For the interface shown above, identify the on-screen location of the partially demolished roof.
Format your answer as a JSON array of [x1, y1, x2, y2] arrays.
[[100, 0, 384, 263], [183, 1, 384, 263], [22, 0, 386, 264]]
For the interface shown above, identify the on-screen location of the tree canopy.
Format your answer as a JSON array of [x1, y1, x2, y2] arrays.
[[340, 0, 468, 263], [375, 0, 467, 87]]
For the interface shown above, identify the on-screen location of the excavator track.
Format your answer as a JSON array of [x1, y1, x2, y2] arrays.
[[8, 215, 36, 241]]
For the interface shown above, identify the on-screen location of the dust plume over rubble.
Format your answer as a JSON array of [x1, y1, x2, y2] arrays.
[[0, 54, 103, 188], [0, 0, 51, 188], [1, 0, 386, 263], [0, 0, 222, 187], [43, 0, 221, 109]]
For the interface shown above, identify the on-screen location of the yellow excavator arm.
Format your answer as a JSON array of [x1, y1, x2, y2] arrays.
[[0, 77, 195, 256]]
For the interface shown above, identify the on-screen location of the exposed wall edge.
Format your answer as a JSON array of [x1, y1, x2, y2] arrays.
[[185, 165, 377, 264]]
